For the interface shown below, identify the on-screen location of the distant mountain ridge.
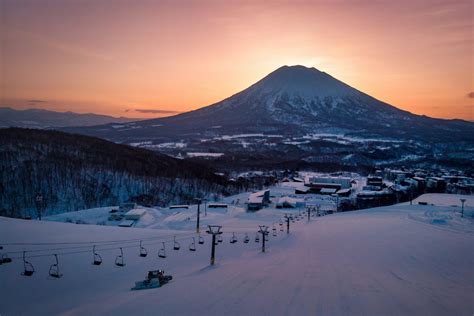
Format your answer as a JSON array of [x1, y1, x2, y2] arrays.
[[0, 107, 139, 128]]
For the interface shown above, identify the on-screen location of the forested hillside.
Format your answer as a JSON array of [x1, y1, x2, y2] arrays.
[[0, 128, 241, 218]]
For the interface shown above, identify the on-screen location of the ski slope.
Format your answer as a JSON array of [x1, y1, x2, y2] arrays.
[[1, 194, 473, 315]]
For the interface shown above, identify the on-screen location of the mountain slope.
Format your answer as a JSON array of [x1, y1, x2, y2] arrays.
[[1, 194, 473, 315], [0, 107, 138, 128], [0, 128, 241, 217]]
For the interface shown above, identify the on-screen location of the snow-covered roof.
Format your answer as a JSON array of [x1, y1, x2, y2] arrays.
[[247, 189, 270, 204], [357, 189, 391, 196], [320, 188, 337, 194], [118, 220, 135, 227], [295, 185, 310, 192], [125, 209, 146, 216], [248, 195, 263, 204], [336, 188, 351, 194]]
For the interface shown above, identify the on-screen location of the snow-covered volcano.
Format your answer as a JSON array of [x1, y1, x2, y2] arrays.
[[65, 65, 473, 143], [61, 66, 473, 170], [172, 65, 409, 134]]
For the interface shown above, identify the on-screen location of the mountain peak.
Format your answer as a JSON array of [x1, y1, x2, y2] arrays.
[[253, 65, 358, 98]]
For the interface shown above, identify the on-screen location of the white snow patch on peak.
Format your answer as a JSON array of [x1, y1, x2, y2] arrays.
[[248, 65, 361, 99]]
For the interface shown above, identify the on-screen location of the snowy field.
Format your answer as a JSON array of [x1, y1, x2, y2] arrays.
[[0, 193, 473, 315]]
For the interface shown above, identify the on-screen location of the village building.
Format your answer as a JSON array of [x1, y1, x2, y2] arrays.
[[246, 189, 270, 211]]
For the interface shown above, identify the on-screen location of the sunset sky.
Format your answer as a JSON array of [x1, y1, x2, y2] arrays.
[[1, 0, 473, 120]]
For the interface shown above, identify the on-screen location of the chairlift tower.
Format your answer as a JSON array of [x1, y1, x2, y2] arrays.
[[258, 225, 269, 253], [194, 198, 202, 233], [206, 225, 223, 265], [284, 214, 290, 234], [460, 198, 466, 218]]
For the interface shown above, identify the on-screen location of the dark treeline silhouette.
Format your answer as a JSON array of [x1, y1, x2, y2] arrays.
[[0, 128, 247, 218]]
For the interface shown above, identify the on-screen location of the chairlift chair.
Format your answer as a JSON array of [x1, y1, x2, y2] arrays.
[[217, 234, 223, 243], [198, 234, 205, 245], [2, 253, 12, 264], [173, 236, 180, 250], [92, 245, 102, 265], [115, 247, 125, 267], [273, 230, 277, 237], [22, 251, 35, 277], [139, 240, 148, 257], [230, 233, 237, 244], [189, 237, 196, 252], [255, 233, 260, 243], [0, 246, 11, 264], [158, 242, 167, 258], [244, 233, 249, 244], [49, 254, 63, 278]]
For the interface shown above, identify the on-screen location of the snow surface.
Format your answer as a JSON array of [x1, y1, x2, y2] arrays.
[[1, 193, 473, 315]]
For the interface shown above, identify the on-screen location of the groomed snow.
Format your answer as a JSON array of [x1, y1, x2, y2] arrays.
[[1, 194, 473, 315]]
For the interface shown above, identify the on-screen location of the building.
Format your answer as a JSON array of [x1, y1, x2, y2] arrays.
[[246, 189, 270, 211], [367, 176, 383, 187], [320, 188, 337, 195], [336, 188, 352, 197], [305, 176, 352, 192], [426, 177, 447, 193], [276, 196, 305, 208], [356, 189, 395, 209], [169, 205, 189, 209], [208, 203, 228, 208], [294, 185, 311, 195]]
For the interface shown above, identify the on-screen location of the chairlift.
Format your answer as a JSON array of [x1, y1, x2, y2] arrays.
[[0, 246, 11, 264], [272, 225, 276, 232], [48, 254, 63, 278], [139, 240, 148, 257], [272, 230, 277, 237], [1, 251, 12, 264], [92, 245, 102, 265], [230, 233, 237, 244], [173, 236, 180, 250], [280, 225, 284, 232], [198, 234, 205, 245], [189, 237, 196, 252], [115, 247, 125, 267], [21, 251, 35, 277], [244, 233, 249, 244], [158, 242, 167, 258], [255, 233, 260, 243], [217, 234, 223, 243]]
